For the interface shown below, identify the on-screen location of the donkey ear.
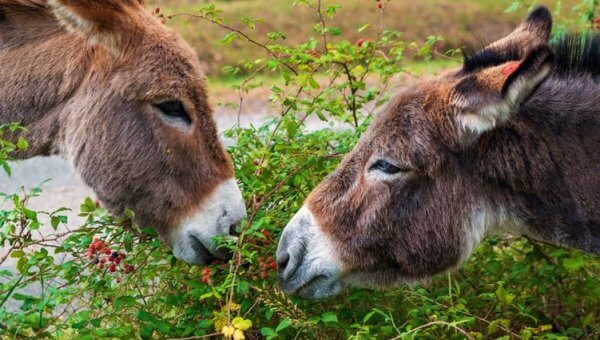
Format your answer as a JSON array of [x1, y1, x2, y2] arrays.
[[486, 6, 552, 57], [48, 0, 145, 56], [452, 45, 554, 140]]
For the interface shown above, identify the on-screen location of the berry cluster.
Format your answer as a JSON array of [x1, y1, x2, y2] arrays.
[[201, 267, 213, 284], [87, 237, 134, 281], [305, 49, 319, 59], [258, 256, 277, 279], [261, 230, 272, 246]]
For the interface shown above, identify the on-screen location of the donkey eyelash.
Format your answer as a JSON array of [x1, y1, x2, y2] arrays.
[[154, 100, 192, 125], [369, 160, 409, 175]]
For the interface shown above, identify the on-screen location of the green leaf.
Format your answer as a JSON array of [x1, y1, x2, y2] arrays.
[[563, 257, 585, 272], [114, 296, 137, 309], [321, 312, 338, 323], [10, 250, 25, 258], [275, 317, 292, 333], [222, 32, 237, 45], [50, 216, 60, 230], [16, 137, 28, 150], [261, 327, 277, 338]]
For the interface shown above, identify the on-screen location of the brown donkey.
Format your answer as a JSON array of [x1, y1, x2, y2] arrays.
[[0, 0, 246, 264], [277, 7, 600, 299]]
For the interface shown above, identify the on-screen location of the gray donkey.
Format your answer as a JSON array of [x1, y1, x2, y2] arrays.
[[277, 6, 599, 299]]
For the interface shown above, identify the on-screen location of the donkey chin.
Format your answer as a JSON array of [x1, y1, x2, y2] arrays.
[[276, 207, 346, 299], [170, 179, 247, 265]]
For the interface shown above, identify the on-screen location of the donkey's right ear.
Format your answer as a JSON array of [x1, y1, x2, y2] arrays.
[[484, 6, 553, 58], [48, 0, 145, 56], [452, 45, 554, 144]]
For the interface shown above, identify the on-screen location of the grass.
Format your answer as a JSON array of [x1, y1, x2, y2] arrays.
[[148, 0, 581, 78]]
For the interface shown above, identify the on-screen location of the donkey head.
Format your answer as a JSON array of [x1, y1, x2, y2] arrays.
[[277, 7, 554, 299], [44, 1, 246, 264]]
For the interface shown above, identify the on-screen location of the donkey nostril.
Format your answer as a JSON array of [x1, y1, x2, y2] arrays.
[[277, 252, 290, 272], [229, 224, 240, 236]]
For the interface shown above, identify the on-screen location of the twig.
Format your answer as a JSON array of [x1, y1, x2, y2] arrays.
[[390, 321, 474, 340]]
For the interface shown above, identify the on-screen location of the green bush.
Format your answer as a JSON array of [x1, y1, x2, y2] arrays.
[[1, 1, 599, 339]]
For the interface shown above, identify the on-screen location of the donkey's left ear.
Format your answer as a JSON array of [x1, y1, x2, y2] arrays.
[[452, 45, 554, 141], [48, 0, 146, 57]]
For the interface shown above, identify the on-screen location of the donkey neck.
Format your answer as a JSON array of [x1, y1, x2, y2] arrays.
[[476, 74, 600, 253], [0, 5, 91, 157]]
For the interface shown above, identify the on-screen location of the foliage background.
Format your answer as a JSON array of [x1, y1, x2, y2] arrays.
[[1, 0, 599, 339]]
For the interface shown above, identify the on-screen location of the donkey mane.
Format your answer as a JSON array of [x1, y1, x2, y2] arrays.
[[462, 32, 600, 77], [551, 33, 600, 77]]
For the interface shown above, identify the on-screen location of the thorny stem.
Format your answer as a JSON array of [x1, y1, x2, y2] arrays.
[[315, 0, 329, 52], [166, 13, 298, 76]]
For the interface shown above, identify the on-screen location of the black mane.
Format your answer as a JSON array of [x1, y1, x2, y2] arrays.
[[461, 32, 600, 77], [551, 33, 600, 77]]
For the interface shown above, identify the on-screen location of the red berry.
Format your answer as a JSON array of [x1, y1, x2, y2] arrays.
[[357, 38, 365, 47], [97, 262, 104, 269], [377, 2, 383, 9], [119, 253, 126, 259], [154, 7, 160, 14], [105, 249, 112, 255], [115, 257, 122, 264], [201, 276, 210, 284], [101, 258, 107, 264], [116, 277, 122, 283]]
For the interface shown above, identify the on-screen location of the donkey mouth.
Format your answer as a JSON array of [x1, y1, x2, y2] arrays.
[[189, 234, 232, 263], [281, 273, 343, 300]]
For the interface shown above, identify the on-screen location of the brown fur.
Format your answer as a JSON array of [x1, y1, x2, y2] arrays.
[[304, 7, 599, 288], [0, 1, 234, 242]]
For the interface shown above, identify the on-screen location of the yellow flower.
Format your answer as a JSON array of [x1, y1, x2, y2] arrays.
[[222, 325, 235, 338], [233, 329, 245, 340], [232, 317, 252, 331]]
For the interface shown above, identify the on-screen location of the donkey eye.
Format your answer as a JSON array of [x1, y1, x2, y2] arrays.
[[369, 160, 404, 175], [154, 100, 191, 125]]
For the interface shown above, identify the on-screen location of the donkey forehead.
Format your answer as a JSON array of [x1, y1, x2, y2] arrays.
[[366, 81, 455, 150], [110, 34, 207, 99]]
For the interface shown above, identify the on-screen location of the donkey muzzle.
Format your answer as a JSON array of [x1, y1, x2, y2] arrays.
[[276, 206, 344, 299], [171, 178, 246, 265]]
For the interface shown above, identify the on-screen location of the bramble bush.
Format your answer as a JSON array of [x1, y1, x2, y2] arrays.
[[1, 1, 599, 339]]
